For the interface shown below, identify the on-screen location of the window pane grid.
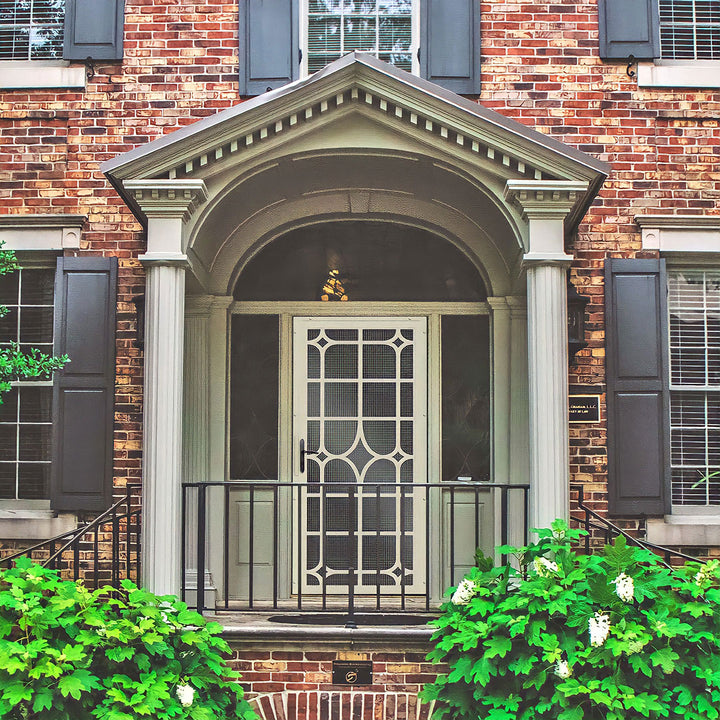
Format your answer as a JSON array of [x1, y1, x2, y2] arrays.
[[0, 267, 55, 501], [659, 0, 720, 59], [0, 0, 65, 61], [669, 270, 720, 506], [306, 0, 413, 73]]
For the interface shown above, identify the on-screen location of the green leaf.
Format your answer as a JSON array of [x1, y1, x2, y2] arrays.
[[650, 647, 680, 674], [32, 687, 54, 713], [58, 669, 102, 700], [484, 636, 512, 659], [2, 680, 32, 704]]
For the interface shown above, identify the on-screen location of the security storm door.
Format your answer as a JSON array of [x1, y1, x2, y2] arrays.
[[293, 317, 427, 595]]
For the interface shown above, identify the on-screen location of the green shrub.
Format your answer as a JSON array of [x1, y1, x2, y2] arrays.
[[422, 520, 720, 720], [0, 558, 256, 720]]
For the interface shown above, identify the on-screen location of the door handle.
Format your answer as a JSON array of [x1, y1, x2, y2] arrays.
[[299, 438, 319, 473]]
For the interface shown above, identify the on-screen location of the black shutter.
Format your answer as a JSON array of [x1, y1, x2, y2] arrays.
[[239, 0, 299, 96], [63, 0, 125, 62], [421, 0, 481, 94], [51, 257, 117, 513], [605, 258, 669, 516], [598, 0, 660, 60]]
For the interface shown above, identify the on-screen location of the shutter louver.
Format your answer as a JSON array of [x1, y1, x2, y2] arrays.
[[421, 0, 480, 94], [51, 257, 117, 512], [239, 0, 299, 96], [598, 0, 660, 60], [605, 258, 669, 516]]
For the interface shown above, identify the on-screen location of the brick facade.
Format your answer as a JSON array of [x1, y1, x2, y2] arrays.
[[2, 0, 719, 714]]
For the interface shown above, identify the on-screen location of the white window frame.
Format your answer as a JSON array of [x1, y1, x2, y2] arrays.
[[0, 215, 83, 537], [637, 215, 720, 543], [299, 0, 420, 78], [0, 0, 86, 90], [638, 0, 720, 88]]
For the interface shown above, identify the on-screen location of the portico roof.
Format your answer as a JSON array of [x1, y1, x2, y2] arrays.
[[102, 52, 608, 234]]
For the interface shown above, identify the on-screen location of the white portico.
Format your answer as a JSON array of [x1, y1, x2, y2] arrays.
[[102, 54, 608, 598]]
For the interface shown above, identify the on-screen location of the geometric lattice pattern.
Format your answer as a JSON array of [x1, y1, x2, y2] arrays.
[[295, 319, 426, 593]]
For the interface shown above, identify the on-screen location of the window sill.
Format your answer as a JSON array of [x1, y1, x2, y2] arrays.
[[0, 507, 78, 541], [637, 61, 720, 89], [646, 516, 720, 547], [0, 61, 86, 90]]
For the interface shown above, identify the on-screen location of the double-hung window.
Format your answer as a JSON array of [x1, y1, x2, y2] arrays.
[[0, 0, 64, 61], [599, 0, 720, 87], [302, 0, 418, 75], [0, 266, 55, 501], [668, 269, 720, 508], [0, 0, 123, 90], [659, 0, 720, 60], [239, 0, 481, 96]]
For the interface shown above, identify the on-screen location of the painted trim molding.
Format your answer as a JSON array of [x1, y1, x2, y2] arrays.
[[0, 214, 86, 250], [637, 61, 720, 89], [0, 61, 86, 89], [636, 214, 720, 253]]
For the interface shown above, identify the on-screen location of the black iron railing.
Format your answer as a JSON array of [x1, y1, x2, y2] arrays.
[[572, 484, 703, 567], [182, 480, 530, 615], [0, 485, 142, 588]]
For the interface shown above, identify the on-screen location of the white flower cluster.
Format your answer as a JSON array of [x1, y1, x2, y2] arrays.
[[588, 612, 610, 647], [554, 658, 572, 679], [694, 560, 718, 587], [176, 684, 195, 708], [612, 573, 634, 602], [533, 556, 559, 577], [451, 578, 476, 605]]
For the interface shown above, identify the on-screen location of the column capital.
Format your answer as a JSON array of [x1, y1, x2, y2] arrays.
[[185, 294, 233, 316], [504, 180, 589, 221], [486, 296, 510, 312], [124, 179, 208, 220]]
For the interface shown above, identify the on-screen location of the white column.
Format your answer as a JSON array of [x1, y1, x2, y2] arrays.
[[526, 262, 570, 529], [504, 180, 588, 533], [126, 179, 208, 596], [488, 298, 511, 487], [182, 297, 215, 606], [141, 260, 186, 595]]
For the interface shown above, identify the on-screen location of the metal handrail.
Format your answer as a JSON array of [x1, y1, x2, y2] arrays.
[[571, 484, 703, 567], [0, 484, 142, 587], [182, 479, 530, 614]]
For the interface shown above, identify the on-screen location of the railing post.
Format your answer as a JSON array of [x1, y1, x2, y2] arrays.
[[112, 513, 120, 588], [224, 484, 230, 610], [248, 486, 255, 609], [181, 485, 187, 603], [196, 484, 206, 614]]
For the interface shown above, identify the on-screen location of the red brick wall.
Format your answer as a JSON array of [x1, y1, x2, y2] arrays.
[[1, 0, 719, 520], [228, 645, 444, 719]]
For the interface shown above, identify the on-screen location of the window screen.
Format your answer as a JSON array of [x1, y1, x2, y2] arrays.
[[0, 267, 55, 500], [659, 0, 720, 60], [441, 315, 490, 482], [0, 0, 65, 61], [229, 315, 280, 480], [668, 270, 720, 506], [305, 0, 415, 73]]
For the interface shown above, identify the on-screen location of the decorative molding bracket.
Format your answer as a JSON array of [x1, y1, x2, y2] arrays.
[[504, 180, 589, 220], [123, 179, 208, 220]]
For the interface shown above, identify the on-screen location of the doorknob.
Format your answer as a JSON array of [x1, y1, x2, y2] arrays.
[[299, 438, 319, 473]]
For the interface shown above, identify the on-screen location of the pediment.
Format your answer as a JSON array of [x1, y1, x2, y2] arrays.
[[103, 53, 608, 225]]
